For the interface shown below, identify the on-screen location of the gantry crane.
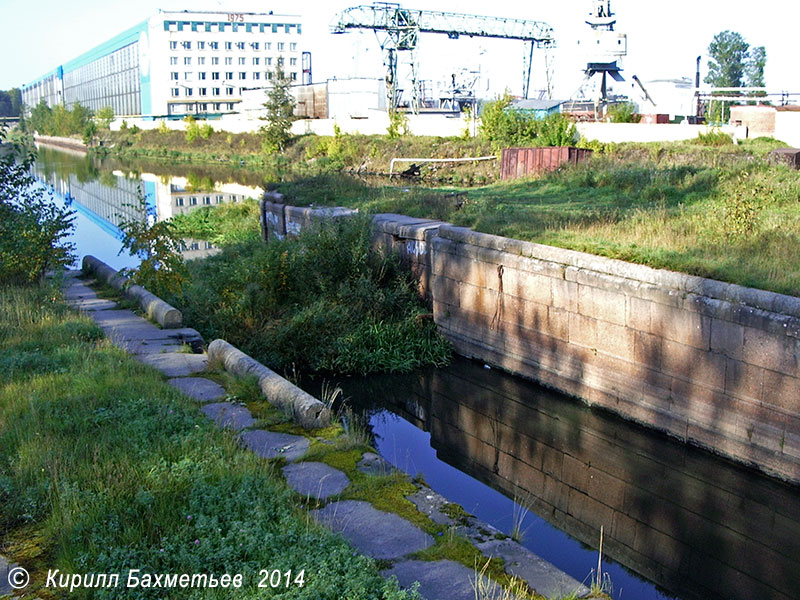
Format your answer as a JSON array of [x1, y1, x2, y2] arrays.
[[331, 2, 556, 113]]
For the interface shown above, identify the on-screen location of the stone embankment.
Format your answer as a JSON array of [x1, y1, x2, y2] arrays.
[[262, 196, 800, 485], [65, 258, 588, 599]]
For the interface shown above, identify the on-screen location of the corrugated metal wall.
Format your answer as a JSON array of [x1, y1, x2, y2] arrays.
[[500, 147, 593, 180]]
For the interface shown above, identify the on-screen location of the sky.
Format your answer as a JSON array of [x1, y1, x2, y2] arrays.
[[1, 0, 798, 103]]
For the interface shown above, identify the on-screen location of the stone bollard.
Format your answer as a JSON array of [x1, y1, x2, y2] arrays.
[[208, 339, 330, 430], [81, 255, 183, 328]]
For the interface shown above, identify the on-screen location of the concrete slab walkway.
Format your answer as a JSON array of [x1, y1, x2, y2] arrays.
[[62, 271, 589, 600]]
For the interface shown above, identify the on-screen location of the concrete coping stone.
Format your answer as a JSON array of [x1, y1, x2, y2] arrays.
[[208, 339, 330, 430], [436, 224, 800, 319], [81, 255, 183, 328], [167, 377, 226, 403]]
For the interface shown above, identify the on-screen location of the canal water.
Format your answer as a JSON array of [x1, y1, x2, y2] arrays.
[[34, 146, 800, 600]]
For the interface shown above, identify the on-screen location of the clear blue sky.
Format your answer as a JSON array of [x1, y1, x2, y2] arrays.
[[1, 0, 797, 99]]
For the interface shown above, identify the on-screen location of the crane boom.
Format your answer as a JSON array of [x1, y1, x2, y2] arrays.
[[332, 3, 556, 112], [332, 4, 555, 44]]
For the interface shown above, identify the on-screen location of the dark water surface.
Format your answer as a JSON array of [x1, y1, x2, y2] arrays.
[[338, 357, 800, 600], [34, 145, 800, 600]]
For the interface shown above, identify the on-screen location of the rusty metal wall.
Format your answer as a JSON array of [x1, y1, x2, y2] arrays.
[[500, 147, 593, 180]]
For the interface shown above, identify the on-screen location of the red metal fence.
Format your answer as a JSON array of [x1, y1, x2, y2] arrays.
[[500, 146, 593, 180]]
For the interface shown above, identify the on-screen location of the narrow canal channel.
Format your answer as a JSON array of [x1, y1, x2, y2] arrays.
[[34, 146, 800, 600]]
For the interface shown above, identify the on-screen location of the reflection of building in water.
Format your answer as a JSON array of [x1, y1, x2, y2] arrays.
[[34, 163, 263, 260], [34, 165, 144, 233], [354, 360, 800, 600]]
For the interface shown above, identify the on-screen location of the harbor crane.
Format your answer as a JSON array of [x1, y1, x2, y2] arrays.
[[331, 2, 556, 113]]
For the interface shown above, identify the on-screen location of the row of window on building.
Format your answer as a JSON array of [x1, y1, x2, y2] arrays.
[[175, 194, 241, 206], [169, 40, 297, 52], [168, 102, 237, 114], [169, 56, 297, 66]]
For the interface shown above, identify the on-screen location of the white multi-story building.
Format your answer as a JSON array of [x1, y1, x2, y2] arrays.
[[22, 10, 309, 118]]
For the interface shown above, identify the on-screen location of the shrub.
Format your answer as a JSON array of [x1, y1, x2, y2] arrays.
[[0, 126, 75, 283], [607, 102, 641, 123], [479, 92, 576, 151], [694, 129, 734, 146], [176, 216, 451, 376]]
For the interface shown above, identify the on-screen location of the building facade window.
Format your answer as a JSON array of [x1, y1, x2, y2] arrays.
[[238, 57, 246, 65], [170, 57, 178, 65], [253, 72, 260, 80], [291, 72, 297, 80], [236, 42, 245, 50], [290, 57, 297, 66], [199, 87, 207, 96], [212, 87, 220, 95], [185, 88, 193, 96], [198, 41, 205, 50], [170, 41, 178, 50], [239, 72, 246, 80], [225, 57, 232, 65], [171, 72, 179, 80], [199, 72, 206, 80], [265, 42, 272, 50], [184, 72, 192, 80], [225, 71, 233, 79], [171, 88, 180, 97], [212, 57, 219, 65], [290, 43, 297, 51], [182, 41, 191, 50], [212, 72, 220, 80], [198, 57, 205, 65], [226, 88, 233, 96], [184, 57, 191, 65], [277, 42, 284, 51], [224, 41, 232, 50], [251, 42, 260, 50], [253, 57, 260, 65], [210, 41, 219, 50]]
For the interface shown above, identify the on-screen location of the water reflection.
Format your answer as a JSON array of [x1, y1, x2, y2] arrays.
[[343, 358, 800, 600], [32, 146, 264, 265]]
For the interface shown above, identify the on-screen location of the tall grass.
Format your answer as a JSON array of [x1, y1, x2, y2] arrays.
[[172, 216, 451, 377], [0, 285, 412, 599]]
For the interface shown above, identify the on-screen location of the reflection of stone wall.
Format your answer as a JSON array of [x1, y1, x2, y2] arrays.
[[260, 198, 800, 487], [409, 363, 800, 600]]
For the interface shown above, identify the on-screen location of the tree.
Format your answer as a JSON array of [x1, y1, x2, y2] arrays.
[[96, 106, 115, 129], [745, 46, 766, 88], [705, 30, 750, 88], [0, 125, 75, 283], [9, 88, 21, 117], [705, 31, 767, 121], [0, 91, 13, 117], [260, 64, 296, 153]]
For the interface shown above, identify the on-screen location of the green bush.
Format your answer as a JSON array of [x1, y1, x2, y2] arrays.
[[479, 92, 576, 151], [694, 129, 734, 146], [0, 127, 75, 283], [175, 216, 451, 376], [607, 102, 641, 123]]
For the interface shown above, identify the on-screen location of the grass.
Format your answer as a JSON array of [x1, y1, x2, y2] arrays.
[[263, 137, 800, 297], [0, 284, 413, 599], [169, 216, 452, 377]]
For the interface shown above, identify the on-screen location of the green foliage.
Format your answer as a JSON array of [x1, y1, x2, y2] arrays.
[[176, 216, 451, 376], [82, 120, 97, 145], [117, 196, 188, 298], [0, 126, 75, 283], [95, 106, 115, 129], [28, 100, 94, 137], [260, 65, 296, 153], [705, 31, 767, 120], [607, 102, 640, 123], [387, 111, 410, 139], [479, 92, 576, 151], [0, 89, 19, 117], [694, 129, 734, 146], [0, 286, 414, 600], [156, 120, 169, 134]]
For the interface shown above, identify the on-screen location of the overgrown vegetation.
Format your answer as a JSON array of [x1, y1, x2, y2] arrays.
[[170, 216, 450, 377], [28, 100, 93, 138], [260, 65, 297, 153], [0, 127, 75, 284], [479, 92, 577, 152], [0, 284, 413, 599]]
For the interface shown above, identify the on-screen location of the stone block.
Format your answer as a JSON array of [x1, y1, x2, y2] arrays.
[[500, 267, 552, 305], [725, 358, 764, 402], [548, 307, 570, 342], [561, 453, 590, 489], [741, 326, 798, 376], [459, 283, 498, 317], [586, 467, 626, 509], [551, 278, 578, 313], [659, 338, 726, 392], [627, 296, 654, 336], [432, 275, 460, 306], [761, 369, 800, 413], [710, 319, 745, 359], [650, 303, 711, 350], [633, 330, 662, 369], [578, 284, 627, 325]]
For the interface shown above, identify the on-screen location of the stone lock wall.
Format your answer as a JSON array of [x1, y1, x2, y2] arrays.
[[260, 197, 800, 484]]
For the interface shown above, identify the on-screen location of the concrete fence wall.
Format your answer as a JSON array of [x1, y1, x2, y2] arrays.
[[260, 198, 800, 484]]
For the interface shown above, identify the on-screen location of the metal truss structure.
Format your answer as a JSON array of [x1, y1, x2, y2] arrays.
[[332, 2, 556, 113]]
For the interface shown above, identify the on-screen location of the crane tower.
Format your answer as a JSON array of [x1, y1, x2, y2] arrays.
[[577, 0, 627, 114], [332, 3, 556, 113]]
